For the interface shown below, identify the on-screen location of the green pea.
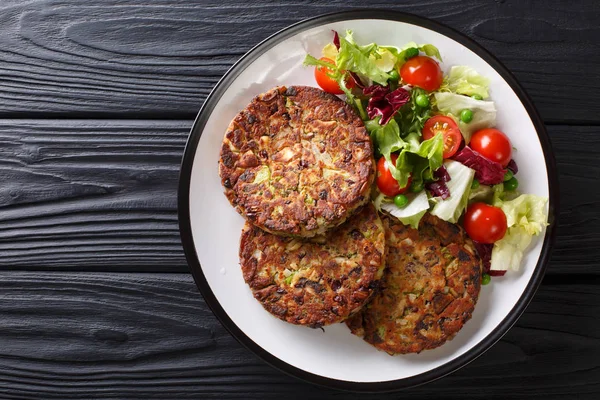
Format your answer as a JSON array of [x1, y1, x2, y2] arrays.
[[416, 94, 429, 107], [460, 109, 474, 123], [471, 94, 483, 100], [482, 273, 491, 285], [411, 181, 424, 193], [471, 179, 480, 190], [504, 177, 519, 191], [394, 194, 408, 208], [503, 170, 514, 182], [404, 47, 419, 60], [388, 69, 399, 82]]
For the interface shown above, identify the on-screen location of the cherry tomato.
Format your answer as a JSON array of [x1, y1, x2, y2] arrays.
[[422, 115, 462, 158], [314, 57, 354, 95], [470, 128, 512, 167], [376, 154, 412, 197], [399, 56, 443, 91], [463, 203, 507, 244]]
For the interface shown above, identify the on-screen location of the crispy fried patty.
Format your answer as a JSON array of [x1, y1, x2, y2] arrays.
[[346, 213, 482, 354], [239, 204, 386, 328], [219, 86, 374, 237]]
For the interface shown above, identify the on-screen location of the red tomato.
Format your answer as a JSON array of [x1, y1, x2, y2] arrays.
[[422, 115, 462, 158], [314, 57, 354, 95], [470, 128, 512, 167], [376, 154, 412, 197], [400, 56, 443, 91], [463, 203, 507, 244]]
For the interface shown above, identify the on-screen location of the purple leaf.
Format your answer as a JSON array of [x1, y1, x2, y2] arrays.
[[473, 242, 493, 274], [426, 166, 451, 199], [489, 270, 507, 277], [333, 30, 340, 50], [507, 159, 518, 175], [363, 85, 410, 125], [453, 147, 506, 185], [426, 181, 450, 199], [434, 165, 451, 183]]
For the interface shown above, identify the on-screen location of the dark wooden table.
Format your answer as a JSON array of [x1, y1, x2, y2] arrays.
[[0, 0, 598, 398]]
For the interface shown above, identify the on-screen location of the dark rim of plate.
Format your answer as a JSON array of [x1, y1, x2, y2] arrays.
[[177, 9, 559, 393]]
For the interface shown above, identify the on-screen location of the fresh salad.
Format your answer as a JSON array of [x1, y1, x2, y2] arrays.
[[304, 30, 548, 282]]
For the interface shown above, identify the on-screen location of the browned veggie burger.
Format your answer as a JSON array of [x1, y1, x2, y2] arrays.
[[219, 85, 374, 237], [239, 204, 385, 328], [346, 213, 482, 354]]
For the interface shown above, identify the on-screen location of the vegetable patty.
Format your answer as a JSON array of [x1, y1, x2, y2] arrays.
[[219, 85, 374, 237], [239, 204, 385, 328], [346, 213, 482, 354]]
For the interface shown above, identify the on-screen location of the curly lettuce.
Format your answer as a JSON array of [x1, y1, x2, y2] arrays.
[[490, 194, 549, 272], [444, 66, 491, 99]]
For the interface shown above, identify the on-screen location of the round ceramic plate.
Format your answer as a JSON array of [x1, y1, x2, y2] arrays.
[[178, 10, 557, 391]]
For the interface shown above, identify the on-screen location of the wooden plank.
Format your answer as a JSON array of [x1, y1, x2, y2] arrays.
[[0, 119, 189, 270], [0, 272, 597, 399], [0, 120, 596, 274], [0, 0, 598, 122]]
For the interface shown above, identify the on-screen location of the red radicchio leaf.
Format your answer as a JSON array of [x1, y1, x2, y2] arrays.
[[434, 165, 451, 182], [426, 166, 452, 199], [507, 159, 518, 175], [473, 242, 506, 277], [452, 146, 506, 185], [363, 85, 410, 125], [426, 181, 450, 199], [332, 30, 340, 50], [473, 242, 493, 274]]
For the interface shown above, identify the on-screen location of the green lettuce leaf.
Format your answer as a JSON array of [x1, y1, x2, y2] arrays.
[[490, 226, 533, 272], [490, 193, 548, 272], [419, 44, 442, 61], [365, 117, 443, 189], [365, 117, 404, 157], [380, 190, 430, 229], [395, 87, 432, 136], [336, 31, 391, 85], [496, 194, 549, 236], [393, 132, 444, 188], [430, 160, 475, 223], [445, 66, 490, 99], [433, 92, 496, 143]]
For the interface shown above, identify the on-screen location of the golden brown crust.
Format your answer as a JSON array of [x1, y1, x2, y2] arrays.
[[239, 204, 386, 328], [346, 213, 482, 354], [219, 85, 374, 237]]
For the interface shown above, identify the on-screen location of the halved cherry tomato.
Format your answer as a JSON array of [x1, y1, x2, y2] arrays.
[[463, 202, 507, 244], [470, 128, 512, 167], [400, 56, 443, 91], [314, 57, 354, 95], [376, 154, 412, 197], [422, 115, 462, 158]]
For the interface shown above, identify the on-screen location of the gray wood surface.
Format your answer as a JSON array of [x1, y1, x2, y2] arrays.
[[0, 0, 598, 123]]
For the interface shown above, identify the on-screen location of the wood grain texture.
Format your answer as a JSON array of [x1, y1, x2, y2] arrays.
[[0, 0, 598, 122], [0, 119, 189, 270], [0, 272, 596, 399], [0, 120, 595, 274]]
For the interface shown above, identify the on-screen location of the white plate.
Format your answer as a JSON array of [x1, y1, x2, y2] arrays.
[[178, 11, 557, 391]]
